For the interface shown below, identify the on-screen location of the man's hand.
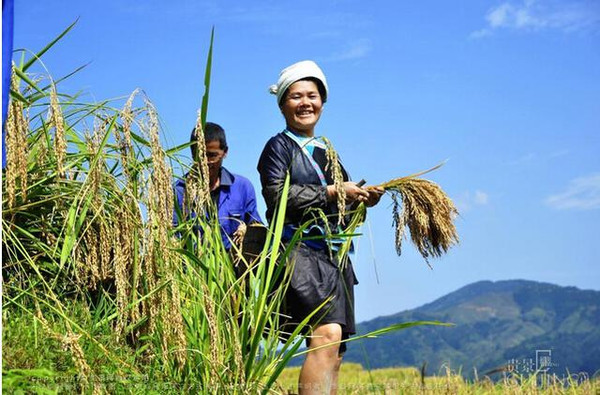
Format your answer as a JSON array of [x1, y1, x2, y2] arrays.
[[232, 222, 247, 246]]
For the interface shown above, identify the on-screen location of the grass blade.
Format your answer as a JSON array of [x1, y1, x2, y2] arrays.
[[200, 26, 214, 127], [21, 18, 79, 72]]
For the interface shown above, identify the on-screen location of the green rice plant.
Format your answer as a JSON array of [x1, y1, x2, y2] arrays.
[[3, 21, 451, 394], [3, 21, 188, 392]]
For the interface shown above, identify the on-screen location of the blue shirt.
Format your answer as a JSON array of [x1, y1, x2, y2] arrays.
[[174, 167, 262, 250]]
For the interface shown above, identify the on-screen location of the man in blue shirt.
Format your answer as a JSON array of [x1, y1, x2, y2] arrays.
[[174, 122, 262, 251]]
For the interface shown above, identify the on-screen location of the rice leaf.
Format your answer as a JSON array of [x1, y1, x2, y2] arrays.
[[22, 18, 79, 72]]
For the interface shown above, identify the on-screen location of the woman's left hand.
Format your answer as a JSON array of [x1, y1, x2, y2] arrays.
[[364, 186, 384, 207]]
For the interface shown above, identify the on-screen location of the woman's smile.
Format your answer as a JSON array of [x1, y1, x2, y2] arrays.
[[280, 80, 323, 136]]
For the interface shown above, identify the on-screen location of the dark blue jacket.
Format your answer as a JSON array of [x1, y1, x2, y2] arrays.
[[174, 167, 262, 250], [257, 131, 350, 236]]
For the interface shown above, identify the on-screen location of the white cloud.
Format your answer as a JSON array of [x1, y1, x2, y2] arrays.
[[456, 190, 490, 212], [545, 173, 600, 210], [469, 29, 492, 39], [488, 3, 515, 27], [507, 152, 537, 166], [474, 190, 490, 205], [548, 149, 570, 159], [322, 38, 372, 62], [506, 150, 570, 166], [471, 0, 600, 38]]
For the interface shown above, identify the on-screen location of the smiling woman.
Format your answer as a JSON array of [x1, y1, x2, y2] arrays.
[[279, 79, 324, 136], [257, 60, 383, 394]]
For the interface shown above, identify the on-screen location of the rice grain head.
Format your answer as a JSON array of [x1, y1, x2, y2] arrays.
[[5, 65, 29, 208], [33, 308, 98, 393], [146, 101, 174, 247], [167, 269, 187, 367], [84, 121, 105, 209], [114, 205, 132, 337], [145, 103, 184, 364], [391, 193, 408, 257], [386, 178, 459, 266], [187, 111, 211, 216], [82, 226, 101, 289], [118, 89, 138, 181], [61, 329, 92, 389], [49, 84, 67, 178], [142, 234, 159, 335], [127, 195, 143, 329], [322, 136, 346, 226], [99, 221, 112, 280]]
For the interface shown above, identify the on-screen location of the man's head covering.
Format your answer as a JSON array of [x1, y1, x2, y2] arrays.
[[269, 60, 328, 104]]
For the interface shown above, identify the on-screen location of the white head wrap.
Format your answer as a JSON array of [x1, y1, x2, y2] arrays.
[[269, 60, 328, 104]]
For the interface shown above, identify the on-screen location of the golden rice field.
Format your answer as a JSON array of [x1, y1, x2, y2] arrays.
[[275, 363, 598, 394]]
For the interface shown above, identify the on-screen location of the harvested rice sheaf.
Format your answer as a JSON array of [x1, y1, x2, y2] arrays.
[[372, 163, 459, 267]]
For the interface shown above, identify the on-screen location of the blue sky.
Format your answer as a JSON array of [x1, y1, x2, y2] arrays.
[[13, 0, 600, 322]]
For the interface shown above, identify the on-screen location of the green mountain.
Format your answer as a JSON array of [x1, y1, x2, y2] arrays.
[[342, 280, 600, 378]]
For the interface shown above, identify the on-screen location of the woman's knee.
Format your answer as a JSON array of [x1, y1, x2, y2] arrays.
[[310, 323, 342, 347]]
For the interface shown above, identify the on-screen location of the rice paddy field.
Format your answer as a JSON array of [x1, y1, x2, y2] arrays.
[[3, 24, 598, 395], [276, 363, 598, 394]]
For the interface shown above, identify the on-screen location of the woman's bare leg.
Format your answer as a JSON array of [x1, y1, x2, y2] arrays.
[[298, 323, 343, 394], [330, 354, 343, 395]]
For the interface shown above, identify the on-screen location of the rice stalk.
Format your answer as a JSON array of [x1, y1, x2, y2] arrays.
[[48, 84, 67, 178], [371, 163, 459, 266], [166, 270, 187, 367], [201, 282, 221, 388], [143, 100, 189, 368], [126, 194, 143, 331], [117, 89, 138, 181], [33, 301, 98, 393], [231, 320, 246, 388], [145, 100, 174, 249], [97, 220, 112, 280], [141, 224, 159, 337], [140, 144, 162, 347], [186, 111, 212, 218], [61, 329, 92, 388], [114, 204, 131, 337], [84, 128, 101, 205], [81, 225, 101, 289], [5, 65, 29, 208], [322, 136, 346, 226]]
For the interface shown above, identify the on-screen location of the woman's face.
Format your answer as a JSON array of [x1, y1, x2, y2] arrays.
[[280, 80, 323, 136]]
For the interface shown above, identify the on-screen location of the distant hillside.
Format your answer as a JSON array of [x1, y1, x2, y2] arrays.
[[341, 280, 600, 377]]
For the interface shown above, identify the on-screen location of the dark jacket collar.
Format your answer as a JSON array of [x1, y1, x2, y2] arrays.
[[219, 166, 234, 187]]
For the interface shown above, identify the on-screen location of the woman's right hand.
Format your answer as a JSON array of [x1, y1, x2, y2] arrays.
[[327, 182, 370, 203]]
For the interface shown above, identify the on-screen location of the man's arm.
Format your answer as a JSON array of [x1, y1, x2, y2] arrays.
[[172, 180, 186, 227], [242, 178, 262, 225]]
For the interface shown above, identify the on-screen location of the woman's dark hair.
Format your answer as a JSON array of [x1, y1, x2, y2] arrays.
[[190, 121, 228, 160], [278, 77, 327, 106]]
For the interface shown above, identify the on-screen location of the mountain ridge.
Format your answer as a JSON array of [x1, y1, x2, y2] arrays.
[[340, 279, 600, 377]]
